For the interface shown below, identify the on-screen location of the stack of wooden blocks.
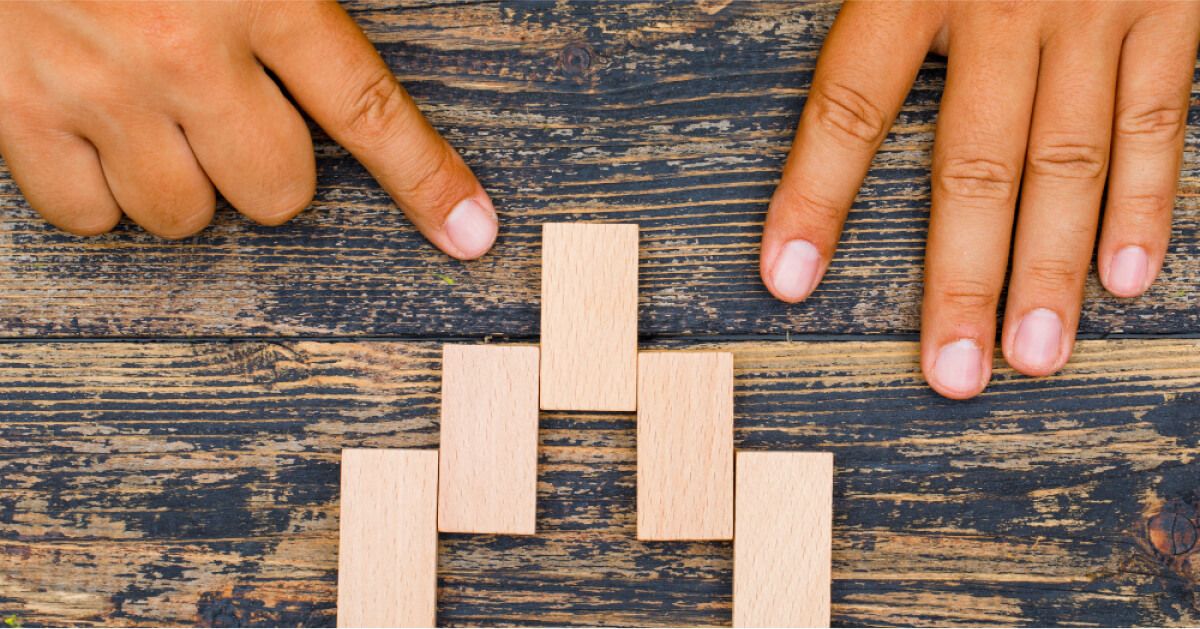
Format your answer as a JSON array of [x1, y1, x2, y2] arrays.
[[337, 224, 833, 628]]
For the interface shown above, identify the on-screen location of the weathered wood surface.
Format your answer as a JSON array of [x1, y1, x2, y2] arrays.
[[2, 1, 1199, 627], [0, 0, 1198, 338], [1, 339, 1199, 627]]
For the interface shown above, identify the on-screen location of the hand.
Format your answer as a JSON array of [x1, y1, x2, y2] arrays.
[[0, 1, 498, 259], [760, 1, 1200, 399]]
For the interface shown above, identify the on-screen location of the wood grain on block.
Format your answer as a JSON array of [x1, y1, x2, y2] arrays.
[[438, 344, 540, 535], [636, 351, 734, 540], [540, 223, 638, 411], [734, 451, 833, 628], [337, 448, 438, 628], [7, 339, 1200, 627]]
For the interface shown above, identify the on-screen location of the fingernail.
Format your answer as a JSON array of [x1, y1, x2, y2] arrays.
[[932, 339, 983, 397], [770, 239, 822, 301], [1107, 245, 1149, 297], [1012, 308, 1062, 372], [444, 197, 498, 259]]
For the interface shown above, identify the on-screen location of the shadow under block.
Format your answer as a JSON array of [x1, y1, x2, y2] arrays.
[[438, 344, 540, 535], [337, 449, 439, 629], [539, 223, 638, 411], [734, 451, 833, 628], [636, 351, 734, 540]]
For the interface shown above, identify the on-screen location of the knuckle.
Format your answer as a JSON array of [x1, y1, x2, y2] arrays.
[[396, 140, 459, 206], [810, 79, 888, 148], [1022, 258, 1085, 293], [1115, 102, 1186, 144], [1111, 192, 1173, 225], [251, 180, 316, 226], [149, 198, 214, 240], [67, 64, 123, 108], [935, 278, 999, 316], [776, 185, 844, 227], [1027, 138, 1107, 180], [339, 70, 410, 145], [936, 153, 1018, 202]]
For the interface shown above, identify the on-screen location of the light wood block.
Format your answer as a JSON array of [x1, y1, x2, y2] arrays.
[[636, 351, 734, 540], [734, 451, 833, 628], [539, 223, 638, 411], [438, 344, 540, 535], [337, 448, 438, 628]]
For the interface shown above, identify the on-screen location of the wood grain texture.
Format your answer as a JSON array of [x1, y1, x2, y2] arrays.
[[2, 338, 1198, 626], [338, 448, 438, 628], [734, 451, 832, 629], [636, 351, 734, 541], [0, 0, 1197, 339], [438, 344, 539, 535], [1, 2, 1198, 627], [540, 223, 638, 411]]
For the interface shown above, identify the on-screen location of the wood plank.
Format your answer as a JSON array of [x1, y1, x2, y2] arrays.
[[540, 223, 638, 411], [734, 451, 833, 628], [1, 1, 1196, 339], [438, 344, 539, 535], [2, 338, 1200, 626], [337, 448, 438, 628], [636, 351, 734, 540]]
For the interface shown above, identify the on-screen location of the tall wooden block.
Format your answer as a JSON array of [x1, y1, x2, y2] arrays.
[[438, 344, 540, 535], [636, 351, 734, 540], [337, 448, 438, 628], [734, 451, 833, 628], [540, 223, 638, 411]]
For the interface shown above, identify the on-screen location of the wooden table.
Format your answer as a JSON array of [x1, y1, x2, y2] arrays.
[[2, 2, 1198, 626]]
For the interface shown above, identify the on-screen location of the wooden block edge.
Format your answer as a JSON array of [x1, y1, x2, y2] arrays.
[[733, 450, 833, 629], [337, 448, 439, 629], [438, 344, 540, 536]]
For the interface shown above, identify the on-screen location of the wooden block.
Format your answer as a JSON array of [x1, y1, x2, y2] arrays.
[[539, 223, 638, 411], [337, 449, 438, 628], [636, 351, 734, 540], [438, 344, 540, 535], [734, 451, 833, 628]]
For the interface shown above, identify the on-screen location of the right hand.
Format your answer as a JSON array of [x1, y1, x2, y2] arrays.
[[0, 1, 498, 259], [759, 1, 1199, 398]]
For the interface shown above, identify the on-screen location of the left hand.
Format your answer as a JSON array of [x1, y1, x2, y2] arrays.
[[759, 1, 1200, 399]]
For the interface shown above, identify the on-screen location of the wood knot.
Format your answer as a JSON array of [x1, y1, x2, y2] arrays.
[[1148, 506, 1198, 557], [559, 43, 593, 77]]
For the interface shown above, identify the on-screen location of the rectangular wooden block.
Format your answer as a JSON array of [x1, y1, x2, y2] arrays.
[[539, 223, 638, 411], [636, 351, 734, 540], [734, 451, 833, 628], [438, 344, 540, 535], [337, 448, 438, 629]]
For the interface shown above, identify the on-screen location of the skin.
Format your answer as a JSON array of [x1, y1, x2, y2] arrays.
[[0, 1, 498, 258], [760, 1, 1200, 399], [0, 2, 1196, 399]]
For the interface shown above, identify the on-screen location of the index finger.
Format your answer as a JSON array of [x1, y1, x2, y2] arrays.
[[760, 1, 943, 302], [251, 1, 497, 260]]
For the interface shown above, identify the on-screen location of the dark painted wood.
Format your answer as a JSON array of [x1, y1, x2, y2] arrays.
[[1, 339, 1198, 627], [0, 0, 1197, 338], [2, 2, 1199, 627]]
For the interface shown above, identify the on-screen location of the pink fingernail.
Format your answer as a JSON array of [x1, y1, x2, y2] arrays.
[[444, 197, 498, 259], [932, 339, 983, 397], [770, 239, 822, 301], [1012, 308, 1063, 373], [1107, 245, 1149, 297]]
